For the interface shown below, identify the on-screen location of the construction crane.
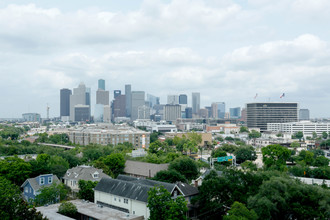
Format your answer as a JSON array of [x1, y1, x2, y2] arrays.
[[47, 104, 50, 119]]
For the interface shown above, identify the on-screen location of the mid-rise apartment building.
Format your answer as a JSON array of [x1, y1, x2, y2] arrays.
[[69, 126, 150, 148], [267, 121, 330, 137]]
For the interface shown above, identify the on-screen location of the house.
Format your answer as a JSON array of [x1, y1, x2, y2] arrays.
[[194, 169, 223, 186], [94, 175, 199, 219], [63, 165, 110, 192], [124, 160, 169, 178], [21, 174, 60, 202]]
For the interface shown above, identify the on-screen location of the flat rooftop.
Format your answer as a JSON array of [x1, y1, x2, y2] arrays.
[[37, 199, 143, 220]]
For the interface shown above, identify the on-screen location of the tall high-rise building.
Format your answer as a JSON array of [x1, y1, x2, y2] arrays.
[[246, 102, 298, 131], [138, 105, 150, 120], [70, 82, 91, 122], [125, 84, 132, 117], [299, 109, 310, 121], [147, 94, 160, 108], [167, 95, 179, 105], [114, 90, 121, 99], [95, 79, 109, 123], [185, 107, 193, 119], [192, 92, 200, 115], [96, 90, 109, 105], [179, 94, 188, 105], [131, 91, 145, 121], [217, 102, 225, 118], [230, 107, 241, 119], [60, 88, 72, 119], [164, 104, 181, 122], [98, 79, 105, 90], [113, 95, 126, 118]]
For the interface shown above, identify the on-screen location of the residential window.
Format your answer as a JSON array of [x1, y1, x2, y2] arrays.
[[114, 197, 116, 201], [48, 177, 52, 184], [119, 198, 121, 202], [25, 187, 28, 193], [124, 199, 128, 204], [40, 177, 44, 185]]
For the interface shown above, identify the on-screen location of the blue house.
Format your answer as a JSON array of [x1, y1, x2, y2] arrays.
[[21, 174, 59, 202]]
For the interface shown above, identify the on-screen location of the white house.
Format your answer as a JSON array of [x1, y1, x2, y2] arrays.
[[94, 175, 199, 219], [63, 165, 110, 192]]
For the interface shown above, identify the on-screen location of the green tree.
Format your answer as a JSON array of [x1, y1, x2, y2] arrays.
[[293, 131, 304, 141], [48, 155, 70, 178], [150, 132, 161, 143], [0, 176, 46, 219], [296, 150, 314, 166], [248, 176, 330, 220], [290, 141, 300, 148], [322, 131, 328, 139], [35, 183, 69, 206], [78, 180, 98, 202], [239, 126, 249, 133], [58, 201, 78, 218], [223, 201, 257, 220], [220, 144, 238, 153], [313, 156, 330, 167], [147, 185, 187, 220], [248, 130, 261, 146], [169, 157, 199, 181], [0, 156, 32, 185], [241, 161, 258, 171], [152, 170, 187, 183], [94, 153, 125, 178], [234, 146, 257, 164], [261, 144, 291, 170]]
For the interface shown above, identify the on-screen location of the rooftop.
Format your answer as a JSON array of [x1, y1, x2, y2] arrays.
[[37, 199, 143, 220]]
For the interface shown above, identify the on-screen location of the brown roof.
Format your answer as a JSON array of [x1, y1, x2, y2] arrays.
[[124, 160, 169, 178]]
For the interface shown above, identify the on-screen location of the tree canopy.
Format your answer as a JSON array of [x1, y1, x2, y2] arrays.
[[147, 185, 187, 220]]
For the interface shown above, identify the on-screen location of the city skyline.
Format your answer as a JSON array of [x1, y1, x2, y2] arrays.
[[0, 0, 328, 118]]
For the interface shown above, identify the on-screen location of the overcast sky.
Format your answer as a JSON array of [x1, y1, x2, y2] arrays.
[[1, 0, 329, 118]]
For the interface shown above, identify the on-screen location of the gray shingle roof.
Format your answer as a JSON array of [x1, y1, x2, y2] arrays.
[[176, 182, 199, 197], [95, 177, 154, 203], [62, 165, 110, 181], [124, 160, 169, 178], [21, 175, 60, 192], [95, 175, 199, 203]]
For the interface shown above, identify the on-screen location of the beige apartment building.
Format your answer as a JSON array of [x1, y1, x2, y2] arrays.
[[69, 126, 150, 148]]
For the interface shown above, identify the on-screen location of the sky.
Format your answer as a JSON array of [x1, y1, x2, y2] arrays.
[[1, 0, 330, 118]]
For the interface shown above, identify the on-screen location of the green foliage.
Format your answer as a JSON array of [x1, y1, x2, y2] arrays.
[[152, 170, 187, 183], [247, 176, 330, 220], [150, 132, 161, 143], [223, 202, 257, 220], [0, 126, 23, 140], [35, 183, 69, 206], [220, 144, 238, 153], [241, 161, 258, 171], [290, 141, 300, 148], [58, 201, 77, 218], [313, 156, 329, 167], [292, 131, 303, 141], [78, 180, 98, 202], [194, 169, 268, 219], [94, 153, 125, 178], [147, 185, 187, 220], [234, 146, 257, 164], [225, 136, 234, 141], [262, 144, 291, 170], [248, 130, 261, 139], [169, 157, 199, 181], [322, 131, 328, 139], [0, 176, 47, 219], [239, 126, 249, 133], [0, 156, 32, 185]]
